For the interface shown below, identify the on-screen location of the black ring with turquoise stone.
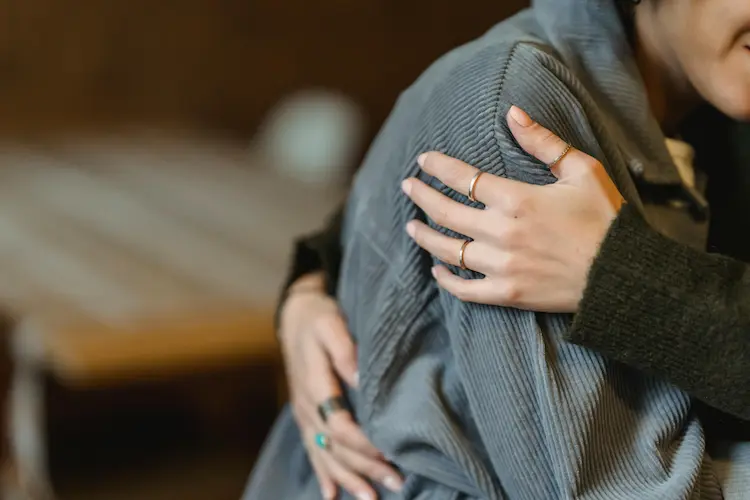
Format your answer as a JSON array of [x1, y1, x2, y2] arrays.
[[314, 432, 331, 451]]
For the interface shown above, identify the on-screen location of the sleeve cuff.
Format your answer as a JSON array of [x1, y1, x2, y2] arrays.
[[566, 203, 705, 380], [274, 207, 344, 330], [567, 203, 750, 421]]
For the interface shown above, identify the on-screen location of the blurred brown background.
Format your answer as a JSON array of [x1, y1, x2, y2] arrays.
[[0, 0, 523, 141], [0, 1, 528, 499], [0, 0, 526, 141]]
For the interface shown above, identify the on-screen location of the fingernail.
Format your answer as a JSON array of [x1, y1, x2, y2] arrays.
[[353, 371, 360, 388], [401, 179, 412, 195], [509, 105, 533, 127], [431, 266, 438, 279], [417, 153, 428, 166], [321, 487, 335, 499], [405, 221, 416, 238], [383, 476, 403, 492], [357, 492, 374, 500]]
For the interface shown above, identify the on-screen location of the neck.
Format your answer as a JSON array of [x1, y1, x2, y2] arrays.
[[633, 6, 701, 135]]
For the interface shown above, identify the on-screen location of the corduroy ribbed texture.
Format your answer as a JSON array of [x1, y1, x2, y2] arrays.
[[244, 2, 747, 498]]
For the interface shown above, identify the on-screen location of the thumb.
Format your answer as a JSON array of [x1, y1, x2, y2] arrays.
[[317, 313, 359, 389], [506, 105, 593, 180]]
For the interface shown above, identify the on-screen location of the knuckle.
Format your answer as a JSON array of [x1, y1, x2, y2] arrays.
[[498, 282, 522, 305], [327, 461, 364, 490], [331, 355, 355, 376], [327, 415, 353, 441], [431, 205, 450, 227], [327, 424, 344, 442], [328, 342, 351, 364], [494, 254, 518, 275], [326, 466, 349, 486], [495, 223, 521, 245], [443, 167, 463, 189], [582, 155, 602, 172], [504, 194, 533, 219], [439, 239, 458, 264]]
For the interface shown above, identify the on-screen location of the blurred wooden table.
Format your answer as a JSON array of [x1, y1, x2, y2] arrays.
[[0, 133, 344, 496]]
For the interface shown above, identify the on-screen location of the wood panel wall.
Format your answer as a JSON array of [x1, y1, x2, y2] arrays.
[[0, 0, 528, 140]]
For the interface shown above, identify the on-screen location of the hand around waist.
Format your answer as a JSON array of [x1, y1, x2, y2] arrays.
[[279, 273, 403, 500]]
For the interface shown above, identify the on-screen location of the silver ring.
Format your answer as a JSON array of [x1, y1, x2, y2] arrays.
[[317, 396, 349, 423], [468, 171, 484, 202], [548, 143, 572, 169]]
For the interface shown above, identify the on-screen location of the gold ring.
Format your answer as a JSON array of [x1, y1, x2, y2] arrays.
[[468, 171, 484, 202], [458, 240, 471, 270], [548, 143, 572, 169]]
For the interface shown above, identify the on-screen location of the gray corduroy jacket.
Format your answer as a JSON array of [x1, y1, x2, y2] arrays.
[[245, 1, 749, 498]]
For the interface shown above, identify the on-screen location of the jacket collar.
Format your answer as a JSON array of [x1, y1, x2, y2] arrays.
[[532, 0, 682, 185]]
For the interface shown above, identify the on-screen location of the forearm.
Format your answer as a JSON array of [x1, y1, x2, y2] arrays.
[[568, 203, 750, 420]]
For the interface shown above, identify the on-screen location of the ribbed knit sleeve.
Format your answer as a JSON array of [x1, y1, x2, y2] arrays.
[[568, 203, 750, 421]]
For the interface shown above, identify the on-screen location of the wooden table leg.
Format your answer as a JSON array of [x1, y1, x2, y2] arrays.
[[0, 313, 14, 497], [0, 313, 29, 500], [1, 316, 55, 500], [10, 362, 55, 499]]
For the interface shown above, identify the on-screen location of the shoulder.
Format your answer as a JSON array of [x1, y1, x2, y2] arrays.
[[345, 18, 614, 244], [399, 27, 606, 186]]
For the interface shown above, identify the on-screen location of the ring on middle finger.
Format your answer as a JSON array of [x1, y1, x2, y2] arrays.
[[458, 240, 472, 271], [468, 171, 484, 202], [317, 395, 349, 423]]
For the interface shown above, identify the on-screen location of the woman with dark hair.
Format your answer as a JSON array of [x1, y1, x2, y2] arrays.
[[245, 0, 750, 498]]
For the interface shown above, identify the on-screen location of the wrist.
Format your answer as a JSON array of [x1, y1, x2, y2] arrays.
[[287, 271, 326, 296], [279, 272, 326, 332]]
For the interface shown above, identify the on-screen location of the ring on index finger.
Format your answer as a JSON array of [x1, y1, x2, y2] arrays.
[[317, 395, 349, 423], [547, 143, 572, 169]]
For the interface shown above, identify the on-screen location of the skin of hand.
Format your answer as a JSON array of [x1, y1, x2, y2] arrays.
[[401, 106, 625, 313], [278, 272, 403, 500]]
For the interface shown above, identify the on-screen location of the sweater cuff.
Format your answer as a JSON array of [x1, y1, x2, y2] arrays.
[[567, 204, 750, 423], [566, 204, 698, 374], [274, 208, 344, 330]]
